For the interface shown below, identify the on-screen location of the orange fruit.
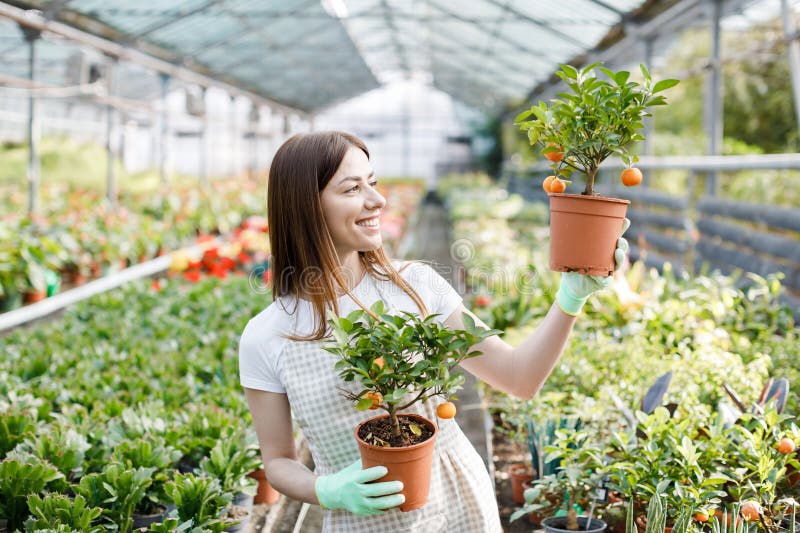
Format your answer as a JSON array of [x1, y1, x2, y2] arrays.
[[740, 501, 761, 522], [542, 175, 556, 192], [778, 437, 795, 454], [621, 167, 643, 187], [364, 391, 382, 410], [436, 401, 456, 419], [549, 177, 566, 194], [373, 357, 385, 370], [695, 510, 709, 523], [544, 143, 564, 162]]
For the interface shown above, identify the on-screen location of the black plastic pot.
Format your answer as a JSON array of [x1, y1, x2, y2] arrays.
[[543, 516, 607, 533], [132, 505, 168, 528]]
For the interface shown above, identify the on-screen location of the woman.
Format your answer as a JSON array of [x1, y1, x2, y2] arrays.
[[239, 131, 628, 532]]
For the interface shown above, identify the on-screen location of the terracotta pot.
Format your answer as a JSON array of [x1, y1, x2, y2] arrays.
[[548, 193, 630, 276], [248, 468, 280, 505], [543, 516, 607, 533], [509, 462, 535, 504], [355, 413, 438, 512], [23, 289, 47, 304]]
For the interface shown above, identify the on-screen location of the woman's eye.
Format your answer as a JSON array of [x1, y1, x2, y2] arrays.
[[368, 181, 378, 187]]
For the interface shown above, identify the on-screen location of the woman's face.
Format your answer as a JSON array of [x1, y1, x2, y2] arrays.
[[320, 147, 386, 257]]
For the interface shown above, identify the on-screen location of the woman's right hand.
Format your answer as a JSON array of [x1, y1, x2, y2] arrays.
[[315, 459, 405, 515]]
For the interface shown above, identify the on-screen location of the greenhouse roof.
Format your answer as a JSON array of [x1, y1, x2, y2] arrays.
[[0, 0, 769, 112]]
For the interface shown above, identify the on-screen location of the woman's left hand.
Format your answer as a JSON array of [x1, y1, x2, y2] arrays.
[[555, 218, 630, 316]]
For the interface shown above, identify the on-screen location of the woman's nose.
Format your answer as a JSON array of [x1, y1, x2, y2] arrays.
[[366, 187, 386, 210]]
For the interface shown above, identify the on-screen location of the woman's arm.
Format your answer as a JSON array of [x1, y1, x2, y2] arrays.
[[244, 388, 321, 504], [445, 302, 576, 400]]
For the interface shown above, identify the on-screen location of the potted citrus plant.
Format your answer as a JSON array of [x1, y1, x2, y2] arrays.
[[324, 301, 499, 511], [515, 62, 679, 276]]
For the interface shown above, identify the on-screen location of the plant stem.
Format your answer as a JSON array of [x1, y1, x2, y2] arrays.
[[389, 405, 401, 437], [584, 166, 598, 195]]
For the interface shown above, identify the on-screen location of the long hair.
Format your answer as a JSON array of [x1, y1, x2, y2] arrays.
[[267, 131, 428, 340]]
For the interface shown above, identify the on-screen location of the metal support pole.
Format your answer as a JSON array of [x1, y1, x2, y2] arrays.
[[402, 95, 410, 177], [159, 73, 169, 186], [706, 0, 724, 196], [105, 55, 118, 204], [229, 94, 237, 178], [22, 26, 41, 215], [248, 100, 258, 180], [199, 87, 208, 185], [781, 0, 800, 138], [643, 36, 656, 161]]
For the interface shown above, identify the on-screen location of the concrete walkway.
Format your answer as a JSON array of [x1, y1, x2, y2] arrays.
[[278, 193, 493, 532]]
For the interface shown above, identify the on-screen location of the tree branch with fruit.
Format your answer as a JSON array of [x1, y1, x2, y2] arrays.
[[324, 301, 501, 445], [515, 63, 679, 196]]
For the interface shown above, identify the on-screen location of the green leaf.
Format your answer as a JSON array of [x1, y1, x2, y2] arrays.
[[356, 398, 374, 411], [514, 108, 534, 123], [614, 70, 631, 86], [639, 63, 651, 83], [560, 64, 579, 80], [652, 79, 679, 93]]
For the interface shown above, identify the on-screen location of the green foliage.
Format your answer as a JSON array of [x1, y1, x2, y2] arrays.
[[165, 473, 232, 533], [325, 300, 500, 437], [24, 493, 103, 532], [73, 463, 154, 533], [14, 423, 90, 492], [0, 455, 63, 530], [515, 63, 678, 195], [0, 407, 38, 459], [111, 435, 182, 513], [199, 430, 260, 496]]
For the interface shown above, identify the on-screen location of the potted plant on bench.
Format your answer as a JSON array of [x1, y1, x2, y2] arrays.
[[324, 301, 499, 511], [515, 62, 679, 276]]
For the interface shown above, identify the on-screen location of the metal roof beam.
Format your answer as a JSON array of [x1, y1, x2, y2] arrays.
[[180, 0, 323, 59], [426, 0, 550, 60], [131, 0, 220, 41], [0, 1, 307, 116], [428, 43, 529, 91], [480, 0, 596, 49], [431, 51, 518, 98], [379, 0, 409, 74], [584, 0, 626, 17]]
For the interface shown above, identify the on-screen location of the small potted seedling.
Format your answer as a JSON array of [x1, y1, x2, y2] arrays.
[[325, 301, 499, 511], [515, 62, 679, 276]]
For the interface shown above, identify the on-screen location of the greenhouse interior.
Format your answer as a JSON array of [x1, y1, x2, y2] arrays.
[[1, 0, 800, 531]]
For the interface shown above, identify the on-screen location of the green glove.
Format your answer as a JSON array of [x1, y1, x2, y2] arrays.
[[315, 459, 405, 516], [556, 218, 630, 316]]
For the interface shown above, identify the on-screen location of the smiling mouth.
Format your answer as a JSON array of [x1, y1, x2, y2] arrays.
[[356, 218, 379, 228]]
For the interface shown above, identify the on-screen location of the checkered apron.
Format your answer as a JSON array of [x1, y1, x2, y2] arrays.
[[280, 276, 501, 532]]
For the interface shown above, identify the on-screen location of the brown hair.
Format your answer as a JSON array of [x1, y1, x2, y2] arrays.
[[267, 131, 428, 340]]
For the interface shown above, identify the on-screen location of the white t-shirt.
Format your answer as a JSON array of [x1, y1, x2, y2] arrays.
[[239, 261, 463, 394]]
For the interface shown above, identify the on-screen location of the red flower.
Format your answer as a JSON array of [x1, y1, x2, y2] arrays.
[[474, 295, 491, 307], [151, 280, 162, 291], [183, 270, 202, 283], [212, 267, 228, 280], [220, 257, 236, 271], [203, 247, 220, 260], [238, 251, 251, 264], [188, 260, 203, 270], [262, 269, 272, 284]]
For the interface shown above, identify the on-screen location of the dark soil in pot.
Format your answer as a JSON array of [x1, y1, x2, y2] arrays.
[[357, 414, 434, 447]]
